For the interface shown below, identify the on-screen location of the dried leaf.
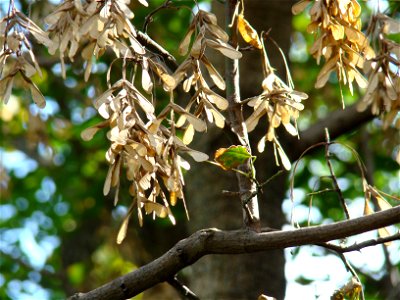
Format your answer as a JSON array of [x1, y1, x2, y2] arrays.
[[315, 56, 338, 88], [210, 108, 225, 128], [183, 123, 195, 145], [201, 56, 226, 90], [237, 14, 262, 49], [142, 60, 153, 94], [292, 0, 311, 15], [276, 143, 291, 170], [206, 39, 242, 59], [116, 203, 134, 244], [257, 136, 266, 153], [138, 0, 149, 7], [179, 26, 195, 56], [0, 77, 14, 104], [283, 122, 298, 136], [206, 23, 229, 42], [103, 164, 114, 195], [81, 127, 100, 141], [204, 89, 229, 110], [143, 201, 168, 218], [245, 101, 268, 132], [363, 198, 373, 215], [29, 83, 46, 108]]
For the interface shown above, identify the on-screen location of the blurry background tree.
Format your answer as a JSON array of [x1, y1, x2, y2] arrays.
[[0, 0, 399, 300]]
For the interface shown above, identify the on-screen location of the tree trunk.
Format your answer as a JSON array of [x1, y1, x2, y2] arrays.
[[186, 1, 294, 298]]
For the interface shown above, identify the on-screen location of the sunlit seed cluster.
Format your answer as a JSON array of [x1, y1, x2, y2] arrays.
[[357, 13, 400, 130], [292, 0, 375, 96]]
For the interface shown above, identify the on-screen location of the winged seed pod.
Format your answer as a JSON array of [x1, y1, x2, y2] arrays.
[[357, 14, 400, 130], [0, 9, 52, 107], [45, 0, 143, 79], [292, 0, 375, 99], [245, 39, 307, 170], [81, 77, 209, 243], [168, 10, 242, 142]]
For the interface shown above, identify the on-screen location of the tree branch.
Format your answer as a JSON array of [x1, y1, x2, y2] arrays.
[[167, 276, 199, 300], [225, 0, 261, 231], [287, 103, 375, 161], [68, 205, 400, 300], [319, 232, 400, 253]]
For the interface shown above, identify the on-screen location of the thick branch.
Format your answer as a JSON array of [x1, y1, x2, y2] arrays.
[[69, 205, 400, 300], [287, 103, 374, 161]]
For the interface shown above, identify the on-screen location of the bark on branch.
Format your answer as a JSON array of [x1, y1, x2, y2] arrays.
[[287, 103, 374, 161], [69, 205, 400, 300]]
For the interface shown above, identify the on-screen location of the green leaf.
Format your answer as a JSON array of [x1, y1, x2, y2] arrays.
[[214, 145, 253, 170]]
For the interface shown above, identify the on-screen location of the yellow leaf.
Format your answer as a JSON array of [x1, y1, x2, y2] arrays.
[[170, 191, 177, 206], [143, 201, 168, 218], [183, 123, 195, 145], [330, 24, 344, 40], [116, 204, 134, 244], [363, 199, 373, 215], [237, 14, 262, 50]]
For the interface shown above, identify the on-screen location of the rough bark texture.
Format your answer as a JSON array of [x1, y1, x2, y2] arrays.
[[186, 1, 294, 299]]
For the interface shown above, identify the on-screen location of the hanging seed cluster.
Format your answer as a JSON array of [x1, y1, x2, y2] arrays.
[[358, 13, 400, 129], [0, 7, 53, 107], [292, 0, 375, 96]]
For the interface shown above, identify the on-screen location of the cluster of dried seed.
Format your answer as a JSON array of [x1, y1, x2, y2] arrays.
[[245, 40, 308, 170], [73, 8, 245, 240], [292, 0, 375, 97], [45, 0, 147, 79], [357, 13, 400, 130], [171, 10, 242, 144], [0, 7, 53, 107], [81, 78, 208, 242]]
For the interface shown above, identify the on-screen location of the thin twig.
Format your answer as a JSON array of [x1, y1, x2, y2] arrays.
[[243, 170, 284, 207], [319, 242, 365, 300], [317, 232, 400, 253], [136, 31, 178, 68], [338, 253, 365, 300], [324, 128, 351, 219], [167, 276, 200, 300], [143, 0, 174, 33]]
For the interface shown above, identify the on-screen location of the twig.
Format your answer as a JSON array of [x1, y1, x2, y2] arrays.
[[324, 128, 350, 219], [136, 31, 178, 68], [287, 103, 375, 162], [242, 170, 284, 206], [317, 232, 400, 253], [167, 276, 200, 300], [143, 0, 174, 33], [338, 253, 365, 300]]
